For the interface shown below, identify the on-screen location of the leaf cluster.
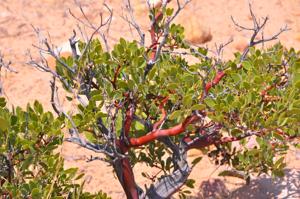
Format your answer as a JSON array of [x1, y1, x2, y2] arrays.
[[0, 98, 110, 198]]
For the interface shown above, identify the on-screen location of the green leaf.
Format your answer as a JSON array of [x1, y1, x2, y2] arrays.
[[273, 132, 284, 141], [84, 131, 97, 143], [91, 94, 103, 102], [183, 190, 192, 194], [169, 110, 182, 120], [31, 188, 42, 199], [242, 61, 252, 71], [0, 117, 9, 131], [128, 79, 135, 90], [75, 173, 85, 180], [294, 80, 300, 88], [183, 94, 193, 107], [0, 97, 6, 107], [218, 170, 245, 179], [191, 156, 202, 166], [118, 80, 128, 89], [148, 67, 157, 80], [274, 157, 285, 168], [166, 8, 174, 16], [185, 179, 195, 188], [34, 100, 43, 114], [231, 128, 243, 137], [66, 96, 73, 101], [191, 104, 206, 111], [204, 98, 216, 108]]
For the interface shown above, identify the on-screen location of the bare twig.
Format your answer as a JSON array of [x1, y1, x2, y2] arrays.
[[122, 0, 145, 46], [0, 53, 17, 95], [50, 76, 61, 115], [31, 26, 75, 73], [69, 3, 113, 52], [87, 156, 108, 163], [214, 37, 234, 64], [65, 133, 114, 157], [49, 78, 113, 157], [0, 52, 17, 73], [69, 30, 79, 59], [231, 3, 289, 61]]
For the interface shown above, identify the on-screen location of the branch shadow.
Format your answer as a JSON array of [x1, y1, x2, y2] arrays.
[[193, 169, 300, 199]]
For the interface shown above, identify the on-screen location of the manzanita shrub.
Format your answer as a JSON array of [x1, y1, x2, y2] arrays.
[[26, 0, 300, 198], [0, 98, 111, 198]]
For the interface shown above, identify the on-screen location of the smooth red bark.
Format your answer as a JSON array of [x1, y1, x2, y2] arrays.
[[148, 11, 163, 62], [153, 96, 169, 130], [119, 158, 139, 199], [129, 115, 200, 146], [205, 70, 226, 93], [124, 104, 135, 137]]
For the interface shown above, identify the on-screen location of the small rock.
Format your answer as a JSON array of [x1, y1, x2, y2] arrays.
[[180, 19, 213, 44]]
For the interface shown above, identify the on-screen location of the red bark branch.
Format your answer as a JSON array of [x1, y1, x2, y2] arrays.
[[205, 70, 226, 93], [124, 103, 135, 138], [152, 96, 169, 130], [185, 128, 261, 150], [275, 130, 299, 140], [129, 115, 200, 147], [112, 65, 122, 89], [119, 158, 139, 199], [260, 84, 275, 96], [148, 10, 164, 62], [260, 84, 282, 102], [184, 136, 214, 149], [114, 140, 139, 199]]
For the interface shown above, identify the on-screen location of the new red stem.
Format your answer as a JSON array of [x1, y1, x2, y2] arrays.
[[205, 70, 226, 93], [152, 96, 169, 130]]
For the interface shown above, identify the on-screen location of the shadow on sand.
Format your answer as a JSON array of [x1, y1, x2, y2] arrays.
[[194, 169, 300, 199]]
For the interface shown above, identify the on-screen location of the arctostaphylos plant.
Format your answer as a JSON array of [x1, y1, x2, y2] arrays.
[[0, 97, 111, 198], [28, 0, 299, 198]]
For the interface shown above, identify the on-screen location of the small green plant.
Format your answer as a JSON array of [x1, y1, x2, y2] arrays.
[[0, 98, 110, 198], [25, 0, 299, 198]]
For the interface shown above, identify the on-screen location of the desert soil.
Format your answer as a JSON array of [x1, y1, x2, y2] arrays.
[[0, 0, 299, 198]]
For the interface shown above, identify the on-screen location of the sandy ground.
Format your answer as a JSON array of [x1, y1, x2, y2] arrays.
[[0, 0, 300, 198]]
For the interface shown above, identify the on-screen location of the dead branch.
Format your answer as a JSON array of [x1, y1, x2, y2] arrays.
[[0, 52, 17, 73], [50, 76, 61, 115], [122, 0, 145, 47], [69, 3, 113, 52], [231, 2, 289, 61], [31, 26, 75, 73]]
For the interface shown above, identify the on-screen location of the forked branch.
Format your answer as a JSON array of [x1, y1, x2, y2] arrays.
[[231, 2, 289, 61]]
